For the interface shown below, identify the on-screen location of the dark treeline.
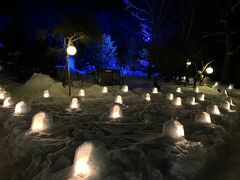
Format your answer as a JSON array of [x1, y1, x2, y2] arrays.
[[0, 0, 239, 85]]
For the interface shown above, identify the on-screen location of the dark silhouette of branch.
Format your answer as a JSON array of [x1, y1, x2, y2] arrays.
[[231, 28, 240, 35], [231, 0, 240, 12]]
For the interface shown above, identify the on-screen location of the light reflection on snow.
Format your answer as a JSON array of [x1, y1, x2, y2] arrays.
[[43, 90, 50, 98], [110, 105, 122, 119], [115, 95, 123, 104]]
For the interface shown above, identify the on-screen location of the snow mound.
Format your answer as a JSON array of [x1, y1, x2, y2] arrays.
[[24, 73, 56, 90], [14, 73, 68, 98]]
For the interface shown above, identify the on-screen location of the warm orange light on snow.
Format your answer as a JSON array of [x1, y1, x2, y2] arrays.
[[207, 104, 221, 115], [193, 87, 199, 93], [30, 112, 51, 132], [172, 97, 182, 106], [167, 93, 174, 101], [79, 89, 85, 97], [14, 101, 31, 115], [122, 85, 128, 93], [228, 84, 234, 90], [195, 112, 211, 123], [145, 93, 151, 101], [115, 95, 123, 104], [186, 97, 197, 105], [197, 93, 205, 101], [0, 90, 9, 100], [152, 87, 158, 94], [73, 143, 93, 178], [2, 97, 14, 107], [43, 90, 50, 98], [102, 86, 108, 94], [70, 98, 80, 110], [176, 87, 182, 93], [212, 82, 218, 89], [162, 119, 184, 139], [110, 105, 122, 119]]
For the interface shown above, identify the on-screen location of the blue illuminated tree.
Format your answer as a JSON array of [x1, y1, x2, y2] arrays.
[[101, 34, 118, 69], [85, 33, 118, 69], [123, 0, 172, 81], [123, 0, 171, 43]]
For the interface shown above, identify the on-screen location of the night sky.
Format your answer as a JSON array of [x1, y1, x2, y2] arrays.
[[0, 0, 240, 84]]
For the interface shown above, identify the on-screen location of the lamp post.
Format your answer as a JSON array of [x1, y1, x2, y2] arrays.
[[185, 59, 192, 84], [66, 40, 77, 96], [191, 60, 214, 87]]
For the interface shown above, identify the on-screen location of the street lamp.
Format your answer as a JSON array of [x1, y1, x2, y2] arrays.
[[205, 66, 213, 74], [66, 42, 77, 96], [67, 46, 77, 56], [186, 60, 192, 67], [64, 33, 84, 96]]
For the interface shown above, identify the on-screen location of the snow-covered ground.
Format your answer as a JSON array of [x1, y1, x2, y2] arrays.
[[0, 73, 239, 180]]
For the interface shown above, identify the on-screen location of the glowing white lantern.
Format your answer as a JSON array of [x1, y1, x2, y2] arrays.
[[70, 97, 80, 110], [162, 119, 184, 139], [145, 93, 151, 101], [2, 97, 14, 108], [67, 45, 77, 56], [14, 101, 31, 115], [30, 112, 52, 132], [166, 93, 174, 101], [206, 67, 213, 74], [102, 86, 108, 94], [110, 105, 122, 119], [186, 96, 197, 105], [0, 90, 10, 100], [43, 90, 50, 98], [197, 93, 205, 101], [122, 85, 128, 93], [195, 112, 211, 123], [228, 84, 234, 90], [115, 95, 123, 104], [193, 87, 200, 93], [79, 89, 85, 97], [186, 60, 192, 66], [212, 82, 218, 89], [73, 142, 107, 178], [152, 87, 158, 94], [207, 104, 221, 115], [220, 101, 231, 111], [176, 87, 182, 93], [172, 97, 182, 106]]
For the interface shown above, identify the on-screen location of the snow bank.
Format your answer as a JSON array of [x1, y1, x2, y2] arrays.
[[14, 73, 68, 99]]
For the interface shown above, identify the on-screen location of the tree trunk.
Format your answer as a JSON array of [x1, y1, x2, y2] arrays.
[[221, 18, 232, 83]]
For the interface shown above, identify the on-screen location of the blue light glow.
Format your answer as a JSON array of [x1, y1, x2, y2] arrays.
[[139, 60, 149, 67], [69, 56, 75, 70]]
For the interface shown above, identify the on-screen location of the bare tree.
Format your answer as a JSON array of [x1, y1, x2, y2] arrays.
[[193, 60, 214, 87], [123, 0, 172, 84], [181, 0, 202, 42], [123, 0, 172, 43], [202, 0, 240, 83]]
